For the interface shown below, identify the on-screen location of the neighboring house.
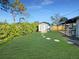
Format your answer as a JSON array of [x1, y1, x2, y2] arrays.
[[76, 18, 79, 38], [39, 22, 50, 33], [60, 16, 79, 38]]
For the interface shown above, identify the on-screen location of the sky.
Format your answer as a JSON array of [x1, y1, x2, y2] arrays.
[[0, 0, 79, 23]]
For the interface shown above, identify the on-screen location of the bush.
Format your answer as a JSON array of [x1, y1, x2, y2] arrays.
[[0, 22, 38, 44]]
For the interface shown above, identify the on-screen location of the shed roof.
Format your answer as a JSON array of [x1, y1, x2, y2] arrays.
[[39, 22, 50, 25]]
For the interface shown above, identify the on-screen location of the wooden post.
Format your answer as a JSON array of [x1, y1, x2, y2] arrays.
[[57, 24, 58, 31], [65, 23, 66, 36]]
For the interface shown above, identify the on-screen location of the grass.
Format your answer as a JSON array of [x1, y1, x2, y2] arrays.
[[0, 31, 79, 59]]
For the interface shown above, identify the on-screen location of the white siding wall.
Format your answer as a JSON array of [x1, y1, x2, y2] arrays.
[[39, 23, 50, 32], [76, 19, 79, 37]]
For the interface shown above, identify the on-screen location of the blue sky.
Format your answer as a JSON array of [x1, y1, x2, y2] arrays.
[[0, 0, 79, 23]]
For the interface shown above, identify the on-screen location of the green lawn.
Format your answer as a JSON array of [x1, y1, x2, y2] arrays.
[[0, 31, 79, 59]]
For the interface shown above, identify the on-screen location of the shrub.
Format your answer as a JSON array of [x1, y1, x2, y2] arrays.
[[0, 22, 38, 44]]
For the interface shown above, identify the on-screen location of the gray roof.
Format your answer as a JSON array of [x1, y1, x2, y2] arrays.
[[39, 22, 50, 25]]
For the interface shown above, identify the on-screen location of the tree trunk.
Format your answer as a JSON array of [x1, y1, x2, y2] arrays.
[[12, 13, 16, 23], [13, 16, 16, 23]]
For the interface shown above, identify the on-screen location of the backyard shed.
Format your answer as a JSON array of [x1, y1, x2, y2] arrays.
[[39, 22, 50, 33]]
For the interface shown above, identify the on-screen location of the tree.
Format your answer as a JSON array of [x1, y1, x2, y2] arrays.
[[59, 17, 68, 31], [11, 0, 20, 23], [1, 0, 9, 5], [51, 14, 61, 31], [18, 3, 25, 11], [0, 0, 9, 12], [11, 0, 26, 23], [0, 0, 26, 23], [51, 14, 61, 25], [59, 17, 68, 23]]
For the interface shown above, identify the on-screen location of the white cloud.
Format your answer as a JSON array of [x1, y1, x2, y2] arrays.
[[41, 0, 53, 5], [28, 0, 54, 9]]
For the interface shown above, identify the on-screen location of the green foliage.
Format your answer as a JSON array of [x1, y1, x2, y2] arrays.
[[0, 22, 38, 44], [59, 17, 68, 23], [31, 23, 38, 32]]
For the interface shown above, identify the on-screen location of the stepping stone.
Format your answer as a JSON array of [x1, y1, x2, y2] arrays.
[[67, 41, 74, 45], [42, 36, 46, 38], [41, 34, 46, 38], [46, 38, 51, 40], [54, 39, 60, 42]]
